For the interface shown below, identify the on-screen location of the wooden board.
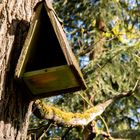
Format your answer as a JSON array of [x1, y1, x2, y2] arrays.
[[15, 3, 43, 79], [23, 65, 80, 96]]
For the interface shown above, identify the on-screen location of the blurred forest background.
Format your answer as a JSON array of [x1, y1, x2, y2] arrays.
[[28, 0, 140, 139]]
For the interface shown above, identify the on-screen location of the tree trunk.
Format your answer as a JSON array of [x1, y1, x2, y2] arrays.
[[0, 0, 40, 139], [89, 18, 106, 61]]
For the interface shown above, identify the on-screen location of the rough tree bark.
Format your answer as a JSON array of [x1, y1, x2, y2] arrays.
[[0, 0, 41, 139]]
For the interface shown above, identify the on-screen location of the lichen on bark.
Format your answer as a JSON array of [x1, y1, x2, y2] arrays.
[[34, 99, 112, 126]]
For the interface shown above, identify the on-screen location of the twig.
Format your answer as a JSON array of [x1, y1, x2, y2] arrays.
[[132, 80, 139, 92], [28, 121, 52, 139], [99, 115, 112, 140], [61, 127, 72, 140], [78, 92, 93, 107]]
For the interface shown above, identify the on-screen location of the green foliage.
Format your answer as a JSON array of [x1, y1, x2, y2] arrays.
[[29, 0, 140, 139]]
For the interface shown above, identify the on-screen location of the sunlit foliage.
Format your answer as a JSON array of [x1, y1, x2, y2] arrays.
[[29, 0, 140, 139]]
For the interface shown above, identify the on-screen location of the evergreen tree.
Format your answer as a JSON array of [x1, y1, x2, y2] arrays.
[[29, 0, 140, 139]]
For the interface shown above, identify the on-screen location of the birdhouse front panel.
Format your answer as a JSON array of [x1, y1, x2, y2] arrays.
[[15, 1, 86, 98], [23, 65, 80, 97]]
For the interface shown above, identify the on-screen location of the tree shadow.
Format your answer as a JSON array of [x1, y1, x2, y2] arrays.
[[8, 19, 30, 74], [0, 18, 33, 139]]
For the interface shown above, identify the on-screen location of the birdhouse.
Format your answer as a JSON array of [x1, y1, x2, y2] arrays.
[[15, 1, 86, 98]]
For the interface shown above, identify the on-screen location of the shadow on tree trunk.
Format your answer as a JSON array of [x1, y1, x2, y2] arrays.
[[0, 18, 33, 139]]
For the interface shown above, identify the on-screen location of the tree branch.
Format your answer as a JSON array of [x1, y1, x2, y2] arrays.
[[33, 86, 137, 127], [34, 99, 112, 126], [28, 121, 52, 139], [111, 129, 140, 140]]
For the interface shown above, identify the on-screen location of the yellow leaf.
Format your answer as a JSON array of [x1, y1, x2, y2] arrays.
[[127, 33, 137, 40], [81, 27, 85, 35], [118, 35, 124, 42], [114, 0, 119, 2], [105, 32, 112, 38], [112, 24, 119, 35], [128, 24, 133, 30], [92, 19, 96, 27]]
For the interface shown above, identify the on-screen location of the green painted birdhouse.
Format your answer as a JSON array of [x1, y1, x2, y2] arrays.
[[15, 1, 86, 98]]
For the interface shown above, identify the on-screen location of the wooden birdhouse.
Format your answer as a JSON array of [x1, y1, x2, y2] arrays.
[[15, 0, 86, 98]]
